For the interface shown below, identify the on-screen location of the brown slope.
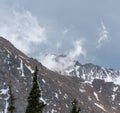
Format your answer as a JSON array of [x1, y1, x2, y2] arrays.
[[0, 37, 119, 113]]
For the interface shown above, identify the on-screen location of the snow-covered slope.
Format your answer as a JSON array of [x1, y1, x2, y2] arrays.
[[40, 54, 120, 85]]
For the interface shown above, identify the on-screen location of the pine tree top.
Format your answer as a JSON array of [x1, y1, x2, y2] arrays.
[[25, 66, 46, 113]]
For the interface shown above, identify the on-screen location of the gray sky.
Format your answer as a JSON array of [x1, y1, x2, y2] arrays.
[[0, 0, 120, 69]]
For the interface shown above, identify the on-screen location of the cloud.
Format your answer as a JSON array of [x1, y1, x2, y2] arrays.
[[62, 28, 69, 35], [68, 39, 86, 59], [97, 22, 109, 48], [40, 39, 87, 74], [40, 54, 75, 74], [0, 10, 46, 54]]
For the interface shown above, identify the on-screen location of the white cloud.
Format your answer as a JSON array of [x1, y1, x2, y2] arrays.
[[68, 39, 86, 59], [40, 54, 75, 75], [40, 39, 87, 74], [97, 22, 109, 48], [0, 10, 46, 54], [40, 54, 58, 71]]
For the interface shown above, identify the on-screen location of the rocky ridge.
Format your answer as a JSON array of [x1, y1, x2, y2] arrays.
[[0, 37, 120, 113]]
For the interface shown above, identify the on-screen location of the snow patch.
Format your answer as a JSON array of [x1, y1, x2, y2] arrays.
[[79, 88, 86, 93], [15, 55, 17, 59], [88, 96, 92, 101], [19, 55, 26, 60], [111, 94, 116, 101], [115, 76, 120, 85], [75, 66, 80, 78], [53, 104, 57, 107], [94, 92, 99, 101], [4, 96, 9, 113], [113, 86, 118, 92], [42, 79, 46, 84], [0, 88, 9, 113], [4, 47, 12, 55], [63, 93, 68, 99], [94, 103, 106, 111], [51, 109, 57, 113], [55, 93, 58, 99], [83, 81, 92, 84], [0, 88, 9, 95], [25, 64, 34, 73], [58, 89, 62, 94], [17, 59, 25, 77], [40, 96, 46, 104], [98, 87, 102, 93], [65, 104, 69, 108], [7, 54, 10, 58], [39, 84, 46, 104], [16, 90, 19, 93], [112, 107, 116, 110]]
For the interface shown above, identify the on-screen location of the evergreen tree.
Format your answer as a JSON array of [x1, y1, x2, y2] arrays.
[[71, 99, 81, 113], [25, 66, 46, 113], [8, 79, 15, 113]]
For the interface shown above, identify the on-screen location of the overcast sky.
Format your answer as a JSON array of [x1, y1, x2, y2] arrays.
[[0, 0, 120, 69]]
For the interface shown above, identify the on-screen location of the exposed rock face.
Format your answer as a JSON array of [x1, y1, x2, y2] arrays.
[[40, 54, 120, 84], [67, 62, 120, 84], [0, 37, 120, 113]]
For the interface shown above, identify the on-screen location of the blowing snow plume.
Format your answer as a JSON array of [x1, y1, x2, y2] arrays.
[[40, 54, 75, 74], [68, 40, 86, 59], [40, 39, 86, 74]]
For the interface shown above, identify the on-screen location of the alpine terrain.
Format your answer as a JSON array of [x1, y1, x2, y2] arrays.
[[0, 37, 120, 113]]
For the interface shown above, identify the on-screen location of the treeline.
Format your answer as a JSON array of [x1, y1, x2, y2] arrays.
[[7, 66, 81, 113]]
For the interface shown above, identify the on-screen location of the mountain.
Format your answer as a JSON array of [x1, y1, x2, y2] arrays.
[[0, 37, 120, 113], [40, 54, 120, 85]]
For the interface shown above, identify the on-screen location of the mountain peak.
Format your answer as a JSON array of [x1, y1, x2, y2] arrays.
[[40, 53, 120, 85], [0, 37, 120, 113], [0, 36, 29, 60], [0, 36, 14, 49]]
